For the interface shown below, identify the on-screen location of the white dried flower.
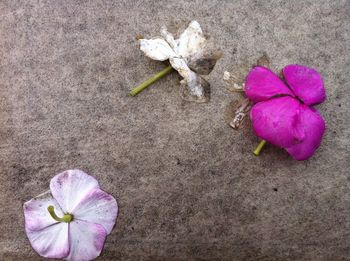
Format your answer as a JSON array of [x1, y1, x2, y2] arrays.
[[139, 21, 219, 100]]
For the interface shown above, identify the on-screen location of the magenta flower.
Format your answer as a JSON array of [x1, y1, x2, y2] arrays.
[[245, 65, 326, 160], [23, 170, 118, 261]]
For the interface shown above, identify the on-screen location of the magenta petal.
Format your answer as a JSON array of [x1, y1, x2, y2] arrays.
[[285, 105, 325, 160], [283, 65, 326, 105], [250, 96, 305, 148], [245, 66, 294, 103]]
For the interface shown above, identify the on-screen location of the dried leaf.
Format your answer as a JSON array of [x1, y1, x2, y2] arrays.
[[224, 99, 251, 130], [256, 53, 270, 68]]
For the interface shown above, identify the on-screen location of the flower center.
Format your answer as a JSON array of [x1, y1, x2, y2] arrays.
[[47, 205, 73, 223]]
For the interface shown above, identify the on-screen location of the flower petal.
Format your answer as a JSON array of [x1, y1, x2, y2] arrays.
[[50, 169, 100, 213], [161, 27, 177, 50], [250, 96, 305, 148], [72, 188, 118, 234], [23, 191, 64, 231], [169, 57, 204, 97], [176, 21, 206, 58], [140, 38, 177, 61], [65, 220, 107, 261], [26, 222, 69, 259], [285, 105, 325, 160], [283, 64, 326, 106], [245, 66, 294, 103]]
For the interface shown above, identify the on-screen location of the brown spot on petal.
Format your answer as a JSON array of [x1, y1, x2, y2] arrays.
[[135, 34, 144, 40], [189, 57, 217, 75], [188, 51, 222, 75]]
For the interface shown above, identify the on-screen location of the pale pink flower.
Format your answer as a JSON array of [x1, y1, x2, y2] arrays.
[[23, 169, 118, 261]]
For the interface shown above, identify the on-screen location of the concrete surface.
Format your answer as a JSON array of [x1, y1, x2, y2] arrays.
[[0, 0, 349, 260]]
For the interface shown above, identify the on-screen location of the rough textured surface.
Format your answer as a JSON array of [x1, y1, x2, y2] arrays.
[[0, 0, 349, 260]]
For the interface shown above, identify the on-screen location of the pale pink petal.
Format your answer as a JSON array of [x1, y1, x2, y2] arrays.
[[283, 64, 326, 106], [250, 96, 305, 148], [26, 222, 69, 259], [245, 66, 294, 103], [285, 105, 326, 160], [50, 169, 100, 213], [72, 189, 118, 234], [23, 191, 64, 231], [65, 220, 107, 261]]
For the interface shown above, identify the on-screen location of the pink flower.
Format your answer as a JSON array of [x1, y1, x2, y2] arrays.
[[245, 65, 326, 160], [23, 170, 118, 261]]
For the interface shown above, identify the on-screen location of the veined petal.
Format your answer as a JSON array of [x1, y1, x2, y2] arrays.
[[23, 191, 64, 231], [65, 220, 107, 261], [140, 38, 177, 61], [245, 66, 294, 103], [250, 96, 305, 148], [283, 64, 326, 106], [26, 222, 69, 259], [72, 188, 118, 234], [176, 21, 206, 58], [50, 169, 100, 213], [286, 105, 325, 160]]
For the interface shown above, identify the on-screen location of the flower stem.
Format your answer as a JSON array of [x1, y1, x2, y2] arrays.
[[48, 205, 73, 223], [253, 140, 267, 156], [130, 65, 174, 96]]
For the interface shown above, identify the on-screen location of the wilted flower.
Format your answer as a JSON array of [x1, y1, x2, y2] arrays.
[[131, 21, 220, 102], [245, 65, 326, 160], [23, 169, 118, 261]]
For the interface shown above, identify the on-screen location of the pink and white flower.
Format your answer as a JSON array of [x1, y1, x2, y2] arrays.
[[23, 169, 118, 261]]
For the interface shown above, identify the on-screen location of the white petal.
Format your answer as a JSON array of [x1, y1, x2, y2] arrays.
[[169, 57, 191, 79], [50, 169, 100, 213], [65, 220, 107, 261], [23, 190, 64, 231], [72, 188, 118, 234], [140, 38, 177, 61], [176, 20, 206, 58], [170, 57, 204, 97], [26, 222, 69, 259], [161, 26, 177, 49]]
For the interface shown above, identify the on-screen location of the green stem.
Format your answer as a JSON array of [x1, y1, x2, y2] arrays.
[[130, 66, 173, 96], [253, 140, 267, 156], [47, 205, 73, 223]]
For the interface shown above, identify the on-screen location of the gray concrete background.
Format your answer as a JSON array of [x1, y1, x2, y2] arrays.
[[0, 0, 349, 260]]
